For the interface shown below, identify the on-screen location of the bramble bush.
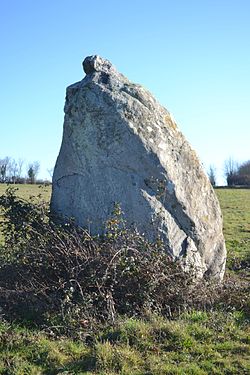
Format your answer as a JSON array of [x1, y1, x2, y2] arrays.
[[0, 188, 249, 337]]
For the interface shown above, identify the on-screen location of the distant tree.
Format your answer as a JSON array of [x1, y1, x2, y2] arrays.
[[27, 161, 40, 184], [17, 158, 24, 179], [224, 157, 238, 186], [47, 167, 54, 181], [232, 160, 250, 186], [27, 166, 35, 184], [208, 165, 216, 186], [223, 158, 250, 186], [238, 160, 250, 176], [0, 164, 7, 183], [9, 158, 19, 183], [0, 157, 11, 183]]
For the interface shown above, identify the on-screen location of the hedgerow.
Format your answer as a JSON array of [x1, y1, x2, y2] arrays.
[[0, 188, 249, 337]]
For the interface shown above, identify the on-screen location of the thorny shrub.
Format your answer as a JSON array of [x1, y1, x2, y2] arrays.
[[0, 188, 249, 336]]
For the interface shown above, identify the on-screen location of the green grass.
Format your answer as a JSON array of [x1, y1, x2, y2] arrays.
[[0, 312, 249, 374], [215, 188, 250, 263], [0, 322, 94, 374], [0, 184, 51, 203], [0, 184, 51, 243], [0, 185, 249, 374]]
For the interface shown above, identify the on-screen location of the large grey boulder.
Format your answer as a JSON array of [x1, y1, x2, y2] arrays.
[[51, 55, 226, 280]]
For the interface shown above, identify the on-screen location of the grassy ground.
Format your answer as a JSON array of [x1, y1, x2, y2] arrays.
[[0, 184, 51, 243], [0, 185, 249, 374], [0, 184, 51, 203], [216, 189, 250, 263], [0, 311, 249, 374]]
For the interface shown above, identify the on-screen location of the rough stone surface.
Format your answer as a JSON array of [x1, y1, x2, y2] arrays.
[[51, 55, 227, 280]]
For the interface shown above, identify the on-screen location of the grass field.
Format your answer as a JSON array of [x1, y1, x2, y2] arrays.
[[0, 183, 51, 202], [0, 311, 249, 374], [216, 189, 250, 263], [0, 184, 51, 244], [0, 185, 249, 374]]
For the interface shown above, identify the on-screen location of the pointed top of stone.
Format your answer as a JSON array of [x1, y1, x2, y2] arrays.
[[82, 55, 114, 75]]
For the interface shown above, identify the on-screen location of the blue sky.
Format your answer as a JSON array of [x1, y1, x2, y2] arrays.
[[1, 0, 249, 184]]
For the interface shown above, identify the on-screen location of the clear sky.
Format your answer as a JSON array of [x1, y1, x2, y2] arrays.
[[1, 0, 249, 184]]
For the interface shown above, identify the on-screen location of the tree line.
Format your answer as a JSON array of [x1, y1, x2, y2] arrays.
[[208, 158, 250, 187], [0, 157, 52, 184], [1, 155, 249, 187]]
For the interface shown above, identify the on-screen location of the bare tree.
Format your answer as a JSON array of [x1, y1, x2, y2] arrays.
[[17, 158, 24, 179], [9, 159, 18, 183], [232, 160, 250, 186], [224, 157, 238, 186], [0, 164, 7, 183], [208, 165, 216, 186], [238, 160, 250, 176], [47, 167, 54, 181], [0, 157, 11, 182]]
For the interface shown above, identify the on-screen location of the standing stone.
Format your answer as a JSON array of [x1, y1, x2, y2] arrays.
[[51, 55, 227, 280]]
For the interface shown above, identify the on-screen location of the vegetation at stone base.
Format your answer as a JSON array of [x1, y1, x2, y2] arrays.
[[1, 184, 248, 269], [0, 188, 227, 325], [0, 186, 249, 374]]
